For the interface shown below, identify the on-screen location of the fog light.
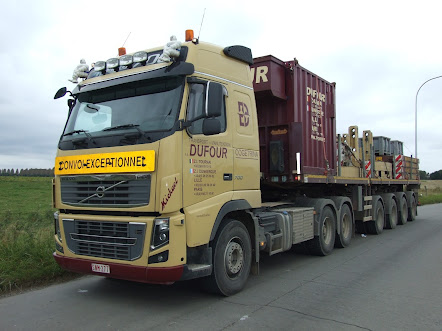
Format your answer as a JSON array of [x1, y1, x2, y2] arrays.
[[148, 250, 169, 264]]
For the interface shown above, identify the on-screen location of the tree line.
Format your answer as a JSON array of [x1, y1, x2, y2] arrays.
[[420, 170, 442, 180], [0, 168, 54, 177]]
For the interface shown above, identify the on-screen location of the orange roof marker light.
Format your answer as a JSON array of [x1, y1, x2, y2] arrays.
[[118, 47, 126, 56], [185, 30, 194, 42]]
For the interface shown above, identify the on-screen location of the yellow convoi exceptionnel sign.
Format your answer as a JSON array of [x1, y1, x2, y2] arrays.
[[55, 151, 155, 175]]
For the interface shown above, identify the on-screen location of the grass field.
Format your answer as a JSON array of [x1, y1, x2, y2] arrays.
[[0, 176, 441, 296], [419, 180, 442, 205], [0, 177, 75, 295]]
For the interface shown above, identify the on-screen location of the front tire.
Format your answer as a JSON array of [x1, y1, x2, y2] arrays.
[[205, 219, 252, 296]]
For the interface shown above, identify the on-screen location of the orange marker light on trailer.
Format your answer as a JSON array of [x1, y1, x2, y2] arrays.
[[185, 30, 194, 42], [118, 47, 126, 56]]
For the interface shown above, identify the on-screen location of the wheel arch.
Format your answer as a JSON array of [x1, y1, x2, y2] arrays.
[[209, 200, 252, 240]]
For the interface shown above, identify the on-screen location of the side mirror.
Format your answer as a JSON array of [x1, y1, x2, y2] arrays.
[[202, 118, 221, 136], [54, 87, 67, 99], [206, 82, 223, 117]]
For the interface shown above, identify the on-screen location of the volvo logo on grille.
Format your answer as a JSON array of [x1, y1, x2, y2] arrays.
[[96, 186, 106, 198], [78, 180, 127, 204]]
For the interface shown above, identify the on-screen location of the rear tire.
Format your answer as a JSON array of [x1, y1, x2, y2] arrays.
[[398, 195, 408, 225], [306, 206, 336, 256], [335, 204, 352, 248], [408, 195, 417, 222], [367, 200, 384, 235], [203, 219, 252, 296], [385, 199, 398, 229]]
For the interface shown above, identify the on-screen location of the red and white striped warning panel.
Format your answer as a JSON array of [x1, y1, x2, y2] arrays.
[[365, 160, 372, 178], [395, 155, 403, 179]]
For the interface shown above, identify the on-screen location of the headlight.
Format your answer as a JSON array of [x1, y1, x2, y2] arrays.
[[151, 218, 169, 250], [54, 212, 62, 242]]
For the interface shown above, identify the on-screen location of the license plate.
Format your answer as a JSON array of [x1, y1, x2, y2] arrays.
[[91, 263, 110, 274]]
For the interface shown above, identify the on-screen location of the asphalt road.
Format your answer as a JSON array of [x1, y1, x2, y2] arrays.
[[1, 204, 441, 331]]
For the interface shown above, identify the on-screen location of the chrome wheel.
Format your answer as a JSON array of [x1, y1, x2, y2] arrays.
[[224, 238, 244, 278]]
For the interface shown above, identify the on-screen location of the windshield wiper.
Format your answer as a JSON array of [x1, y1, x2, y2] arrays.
[[86, 103, 99, 112], [62, 129, 95, 146], [103, 124, 144, 135], [63, 129, 91, 138]]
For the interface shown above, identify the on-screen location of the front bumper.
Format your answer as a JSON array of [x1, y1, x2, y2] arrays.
[[53, 252, 184, 285]]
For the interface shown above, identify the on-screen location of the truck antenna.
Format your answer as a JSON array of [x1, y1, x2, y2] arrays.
[[197, 8, 206, 41], [122, 32, 131, 48]]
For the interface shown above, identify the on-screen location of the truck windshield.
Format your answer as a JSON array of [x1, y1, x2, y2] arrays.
[[62, 77, 184, 141]]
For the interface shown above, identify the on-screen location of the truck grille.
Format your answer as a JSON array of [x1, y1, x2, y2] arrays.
[[63, 219, 146, 261], [60, 174, 151, 207]]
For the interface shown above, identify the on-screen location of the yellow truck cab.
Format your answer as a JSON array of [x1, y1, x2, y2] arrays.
[[53, 33, 261, 295]]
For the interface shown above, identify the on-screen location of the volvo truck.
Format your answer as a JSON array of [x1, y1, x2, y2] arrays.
[[53, 30, 419, 296]]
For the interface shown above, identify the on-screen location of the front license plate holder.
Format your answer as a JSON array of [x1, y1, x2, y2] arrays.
[[91, 263, 110, 274]]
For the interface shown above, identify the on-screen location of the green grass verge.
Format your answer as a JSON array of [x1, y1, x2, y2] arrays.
[[419, 193, 442, 205], [0, 177, 77, 295]]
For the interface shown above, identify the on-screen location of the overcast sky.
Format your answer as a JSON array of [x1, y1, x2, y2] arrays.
[[0, 0, 441, 173]]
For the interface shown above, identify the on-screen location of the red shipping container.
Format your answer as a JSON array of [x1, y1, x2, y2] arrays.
[[251, 56, 336, 183]]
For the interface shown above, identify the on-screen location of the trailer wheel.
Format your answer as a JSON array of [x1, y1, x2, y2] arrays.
[[204, 219, 252, 296], [335, 204, 352, 248], [407, 195, 417, 222], [398, 195, 408, 225], [306, 206, 336, 256], [367, 200, 384, 235], [385, 199, 398, 229]]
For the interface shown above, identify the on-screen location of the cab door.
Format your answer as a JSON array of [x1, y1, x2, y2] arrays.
[[183, 80, 233, 208]]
